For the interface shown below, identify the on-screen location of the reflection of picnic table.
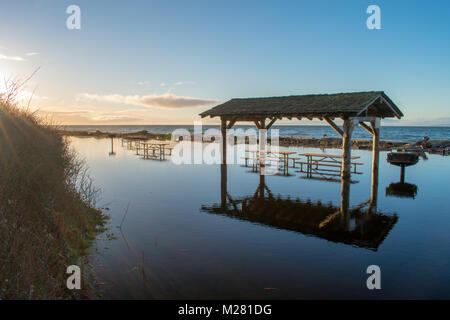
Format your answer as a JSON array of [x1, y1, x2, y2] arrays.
[[152, 142, 170, 156], [297, 153, 363, 178], [140, 142, 172, 159]]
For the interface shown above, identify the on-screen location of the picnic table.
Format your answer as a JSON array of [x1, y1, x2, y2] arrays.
[[297, 153, 362, 178], [276, 151, 297, 175], [243, 150, 297, 175]]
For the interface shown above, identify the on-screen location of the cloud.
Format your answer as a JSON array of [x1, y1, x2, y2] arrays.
[[16, 90, 52, 105], [39, 110, 142, 124], [78, 92, 217, 109], [137, 81, 151, 86], [0, 53, 25, 61], [175, 81, 196, 86], [25, 52, 38, 56]]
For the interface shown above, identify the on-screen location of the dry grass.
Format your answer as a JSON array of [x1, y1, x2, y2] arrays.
[[0, 81, 107, 299]]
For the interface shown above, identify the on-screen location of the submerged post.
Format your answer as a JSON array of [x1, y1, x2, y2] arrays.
[[221, 117, 227, 164], [370, 119, 380, 207], [400, 165, 405, 183], [341, 119, 354, 179]]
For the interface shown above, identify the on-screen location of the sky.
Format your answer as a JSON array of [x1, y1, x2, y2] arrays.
[[0, 0, 449, 125]]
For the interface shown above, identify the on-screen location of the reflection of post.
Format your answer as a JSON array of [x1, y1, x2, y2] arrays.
[[369, 173, 379, 213], [220, 164, 227, 207], [258, 172, 265, 198], [340, 176, 350, 230], [109, 136, 116, 156]]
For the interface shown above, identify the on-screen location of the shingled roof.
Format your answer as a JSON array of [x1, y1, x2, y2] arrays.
[[200, 91, 403, 120]]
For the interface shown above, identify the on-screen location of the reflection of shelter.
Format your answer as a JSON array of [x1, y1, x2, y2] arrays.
[[203, 167, 397, 251], [200, 91, 403, 181]]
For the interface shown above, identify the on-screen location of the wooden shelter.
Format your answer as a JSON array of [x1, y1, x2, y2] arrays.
[[200, 91, 404, 179]]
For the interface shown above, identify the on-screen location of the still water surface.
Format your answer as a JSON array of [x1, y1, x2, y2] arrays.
[[70, 137, 450, 299]]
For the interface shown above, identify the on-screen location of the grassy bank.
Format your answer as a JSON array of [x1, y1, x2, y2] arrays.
[[0, 100, 107, 299]]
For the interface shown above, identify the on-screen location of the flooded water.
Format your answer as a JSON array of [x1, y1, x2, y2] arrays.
[[71, 137, 450, 299]]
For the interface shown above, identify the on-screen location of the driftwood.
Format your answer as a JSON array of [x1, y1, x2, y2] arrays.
[[398, 137, 450, 155]]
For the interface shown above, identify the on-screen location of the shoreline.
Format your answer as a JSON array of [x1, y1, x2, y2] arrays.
[[58, 129, 450, 153]]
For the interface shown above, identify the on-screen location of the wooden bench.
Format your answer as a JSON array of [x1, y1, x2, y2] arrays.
[[241, 156, 261, 167], [317, 160, 362, 173], [165, 147, 173, 155], [296, 163, 341, 177], [295, 158, 362, 173], [297, 161, 362, 175]]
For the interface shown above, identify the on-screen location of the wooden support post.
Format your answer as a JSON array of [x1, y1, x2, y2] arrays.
[[258, 118, 266, 154], [253, 118, 267, 173], [370, 119, 380, 209], [341, 119, 354, 179], [221, 118, 227, 164]]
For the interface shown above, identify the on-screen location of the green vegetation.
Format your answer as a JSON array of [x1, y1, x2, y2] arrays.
[[0, 91, 107, 299]]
